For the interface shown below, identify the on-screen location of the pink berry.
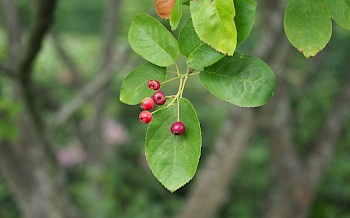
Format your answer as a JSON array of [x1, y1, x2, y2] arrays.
[[139, 111, 152, 123], [148, 80, 161, 90], [171, 122, 185, 135], [141, 97, 154, 110], [152, 91, 166, 105]]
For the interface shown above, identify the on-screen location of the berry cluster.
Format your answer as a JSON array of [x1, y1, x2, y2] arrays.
[[138, 80, 185, 135]]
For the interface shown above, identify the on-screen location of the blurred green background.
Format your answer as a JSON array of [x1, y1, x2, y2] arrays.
[[0, 0, 350, 218]]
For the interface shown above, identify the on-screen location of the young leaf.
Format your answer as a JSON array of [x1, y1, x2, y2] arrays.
[[284, 0, 332, 58], [326, 0, 350, 29], [190, 0, 237, 56], [120, 63, 167, 105], [179, 19, 224, 69], [128, 14, 179, 67], [170, 0, 182, 30], [199, 53, 275, 107], [145, 98, 202, 192], [234, 0, 257, 45], [155, 0, 176, 19]]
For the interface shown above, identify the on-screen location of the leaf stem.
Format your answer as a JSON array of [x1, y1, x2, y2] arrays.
[[175, 63, 181, 77], [180, 75, 188, 98], [151, 65, 197, 117], [151, 76, 184, 115], [177, 98, 180, 121], [161, 76, 180, 85]]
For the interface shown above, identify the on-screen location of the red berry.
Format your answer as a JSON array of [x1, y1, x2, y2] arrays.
[[152, 91, 166, 105], [148, 80, 161, 90], [141, 97, 154, 110], [139, 111, 152, 123], [171, 122, 185, 135]]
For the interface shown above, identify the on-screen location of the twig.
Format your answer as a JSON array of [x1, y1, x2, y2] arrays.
[[50, 30, 83, 87], [50, 47, 130, 129], [18, 0, 57, 132], [99, 0, 120, 68], [15, 0, 58, 165], [91, 0, 122, 132]]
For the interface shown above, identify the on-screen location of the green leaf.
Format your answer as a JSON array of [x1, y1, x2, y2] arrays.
[[170, 0, 182, 30], [178, 19, 202, 57], [187, 44, 225, 69], [179, 19, 224, 69], [120, 63, 167, 105], [190, 0, 237, 56], [146, 98, 202, 192], [326, 0, 350, 29], [234, 0, 257, 45], [128, 14, 179, 67], [284, 0, 332, 58], [199, 53, 275, 107]]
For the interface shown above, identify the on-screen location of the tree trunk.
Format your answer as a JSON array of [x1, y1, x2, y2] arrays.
[[179, 108, 255, 218], [0, 117, 82, 218]]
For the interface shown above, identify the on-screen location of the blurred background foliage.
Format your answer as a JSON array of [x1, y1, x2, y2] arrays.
[[0, 0, 350, 217]]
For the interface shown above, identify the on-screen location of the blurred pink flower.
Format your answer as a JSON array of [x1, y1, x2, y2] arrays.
[[103, 119, 128, 146], [56, 144, 86, 168]]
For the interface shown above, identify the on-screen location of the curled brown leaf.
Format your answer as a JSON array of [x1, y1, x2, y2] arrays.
[[155, 0, 176, 19]]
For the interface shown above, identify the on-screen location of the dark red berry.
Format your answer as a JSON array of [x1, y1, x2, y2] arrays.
[[141, 97, 154, 110], [148, 80, 161, 90], [152, 91, 166, 105], [171, 122, 185, 135], [139, 111, 152, 123]]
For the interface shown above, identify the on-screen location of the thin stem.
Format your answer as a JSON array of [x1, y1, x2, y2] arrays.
[[151, 76, 183, 115], [151, 64, 196, 118], [175, 63, 181, 77], [177, 98, 180, 121], [161, 76, 180, 85], [180, 76, 188, 98], [168, 76, 183, 107]]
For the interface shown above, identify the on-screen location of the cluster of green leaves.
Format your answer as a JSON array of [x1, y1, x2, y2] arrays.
[[120, 0, 277, 192], [119, 0, 350, 192], [284, 0, 350, 58]]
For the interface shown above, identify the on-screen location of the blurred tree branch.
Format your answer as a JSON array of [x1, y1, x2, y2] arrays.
[[180, 108, 255, 218], [307, 67, 350, 187], [50, 30, 84, 87], [50, 0, 125, 131], [50, 47, 130, 129], [265, 47, 350, 218], [90, 0, 122, 144], [0, 0, 22, 67], [0, 1, 84, 217], [18, 0, 57, 133], [0, 142, 34, 213], [264, 40, 300, 218]]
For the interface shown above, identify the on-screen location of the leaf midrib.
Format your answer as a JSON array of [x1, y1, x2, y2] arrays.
[[132, 21, 174, 62]]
